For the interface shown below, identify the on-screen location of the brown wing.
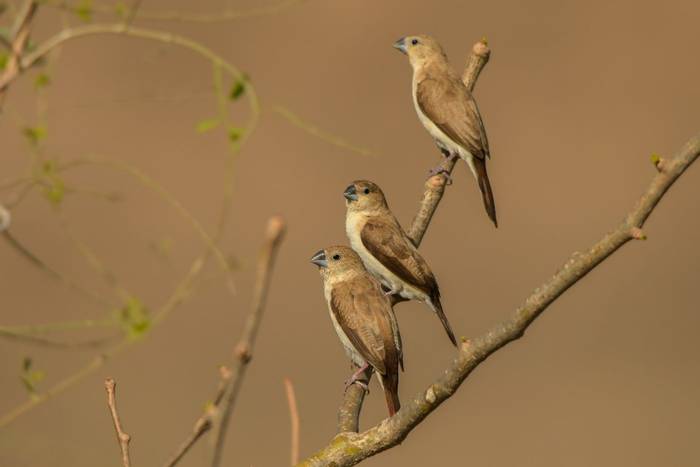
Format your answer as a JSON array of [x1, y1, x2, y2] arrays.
[[416, 75, 490, 160], [330, 276, 401, 375], [360, 218, 438, 297]]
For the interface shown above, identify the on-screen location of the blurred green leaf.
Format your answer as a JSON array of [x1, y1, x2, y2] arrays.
[[229, 77, 247, 101], [0, 51, 8, 71], [34, 72, 50, 89], [75, 0, 93, 22], [42, 176, 65, 206], [196, 118, 220, 133], [20, 357, 45, 395], [115, 297, 151, 340], [114, 1, 128, 19], [227, 127, 243, 142], [22, 126, 47, 146]]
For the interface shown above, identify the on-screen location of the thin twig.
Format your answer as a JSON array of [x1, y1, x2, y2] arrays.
[[284, 378, 301, 466], [104, 378, 132, 467], [0, 0, 37, 104], [210, 216, 286, 467], [298, 132, 700, 466], [162, 366, 232, 467]]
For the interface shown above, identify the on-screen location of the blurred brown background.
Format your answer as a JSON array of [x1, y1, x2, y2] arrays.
[[1, 0, 699, 465]]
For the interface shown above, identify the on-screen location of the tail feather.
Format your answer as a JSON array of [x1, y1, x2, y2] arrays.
[[380, 372, 401, 416], [472, 157, 498, 227], [430, 292, 457, 347]]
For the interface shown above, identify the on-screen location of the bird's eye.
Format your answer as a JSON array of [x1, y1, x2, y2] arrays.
[[332, 254, 341, 261], [363, 188, 370, 194], [411, 38, 419, 45]]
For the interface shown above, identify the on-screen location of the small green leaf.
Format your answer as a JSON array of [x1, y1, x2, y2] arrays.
[[196, 118, 220, 133], [22, 126, 47, 146], [20, 357, 45, 394], [75, 0, 93, 22], [42, 176, 65, 206], [227, 127, 243, 142], [114, 1, 128, 19], [229, 78, 247, 101], [115, 297, 151, 340], [34, 72, 50, 89], [0, 51, 8, 71]]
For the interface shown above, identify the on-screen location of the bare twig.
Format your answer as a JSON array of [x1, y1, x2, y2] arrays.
[[335, 39, 490, 435], [162, 366, 232, 467], [104, 378, 132, 467], [284, 378, 301, 465], [210, 215, 286, 467]]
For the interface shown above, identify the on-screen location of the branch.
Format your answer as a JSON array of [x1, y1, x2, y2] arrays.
[[284, 378, 301, 466], [104, 378, 132, 467], [0, 0, 37, 103], [334, 39, 491, 435], [161, 217, 286, 467], [210, 215, 286, 467]]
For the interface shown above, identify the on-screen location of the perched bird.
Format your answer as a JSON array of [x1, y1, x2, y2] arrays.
[[344, 180, 457, 346], [394, 34, 498, 227], [311, 245, 403, 416]]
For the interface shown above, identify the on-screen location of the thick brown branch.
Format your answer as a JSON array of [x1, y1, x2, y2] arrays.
[[336, 39, 491, 435], [300, 134, 700, 466], [104, 378, 132, 467]]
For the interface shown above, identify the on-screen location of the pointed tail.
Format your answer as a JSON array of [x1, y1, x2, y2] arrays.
[[430, 292, 457, 347], [381, 371, 401, 416], [472, 157, 498, 227]]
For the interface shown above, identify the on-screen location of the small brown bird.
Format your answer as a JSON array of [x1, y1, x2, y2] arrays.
[[344, 180, 457, 346], [311, 245, 403, 416], [394, 34, 498, 227]]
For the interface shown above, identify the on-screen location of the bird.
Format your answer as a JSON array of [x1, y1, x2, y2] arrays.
[[394, 34, 498, 227], [343, 180, 457, 346], [311, 245, 403, 416]]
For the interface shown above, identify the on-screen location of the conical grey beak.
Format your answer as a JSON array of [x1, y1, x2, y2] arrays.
[[310, 249, 328, 268], [343, 184, 358, 201], [393, 37, 407, 54]]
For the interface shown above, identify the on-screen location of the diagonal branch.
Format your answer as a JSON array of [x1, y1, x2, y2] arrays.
[[104, 378, 132, 467], [0, 0, 37, 104], [335, 39, 491, 435]]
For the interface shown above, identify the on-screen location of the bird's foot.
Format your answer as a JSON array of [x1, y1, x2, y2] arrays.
[[428, 165, 453, 185], [344, 364, 370, 393]]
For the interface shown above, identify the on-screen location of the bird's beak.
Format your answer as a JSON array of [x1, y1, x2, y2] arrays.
[[343, 184, 358, 201], [393, 37, 407, 54], [310, 249, 328, 268]]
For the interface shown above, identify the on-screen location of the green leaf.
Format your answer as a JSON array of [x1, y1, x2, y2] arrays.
[[22, 126, 47, 146], [20, 357, 45, 394], [34, 72, 50, 89], [115, 297, 151, 340], [0, 51, 8, 72], [229, 78, 247, 101], [196, 118, 220, 133], [75, 0, 93, 22], [114, 1, 128, 19], [42, 176, 65, 206], [227, 127, 243, 142]]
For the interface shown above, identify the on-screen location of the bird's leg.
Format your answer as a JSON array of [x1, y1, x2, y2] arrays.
[[344, 363, 371, 393], [428, 152, 459, 184]]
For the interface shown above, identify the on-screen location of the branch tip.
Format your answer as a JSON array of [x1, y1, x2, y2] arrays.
[[265, 215, 286, 242], [473, 38, 490, 57]]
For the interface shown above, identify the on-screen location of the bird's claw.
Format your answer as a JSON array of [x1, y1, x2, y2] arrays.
[[344, 379, 369, 394], [428, 166, 453, 185]]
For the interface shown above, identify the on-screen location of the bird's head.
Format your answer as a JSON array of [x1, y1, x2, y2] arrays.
[[343, 180, 388, 213], [310, 245, 365, 280], [393, 34, 446, 69]]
